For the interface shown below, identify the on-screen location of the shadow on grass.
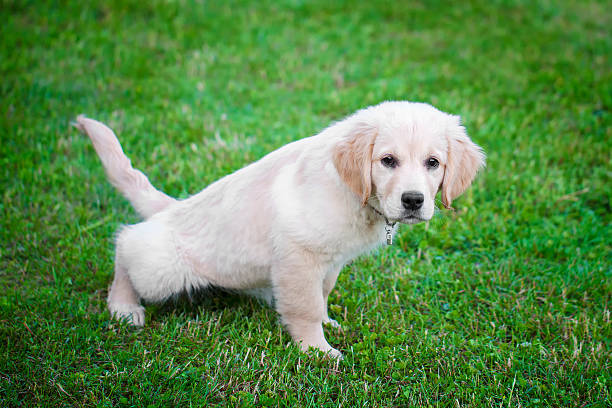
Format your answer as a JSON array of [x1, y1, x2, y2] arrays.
[[145, 286, 273, 324]]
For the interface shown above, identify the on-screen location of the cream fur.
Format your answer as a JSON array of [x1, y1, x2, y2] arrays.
[[77, 101, 485, 358]]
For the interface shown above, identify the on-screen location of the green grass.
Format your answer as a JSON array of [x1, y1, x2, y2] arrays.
[[1, 0, 610, 406]]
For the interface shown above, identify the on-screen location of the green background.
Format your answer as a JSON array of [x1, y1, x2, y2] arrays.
[[1, 0, 610, 406]]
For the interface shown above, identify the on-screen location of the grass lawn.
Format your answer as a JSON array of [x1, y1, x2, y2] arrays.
[[1, 0, 610, 406]]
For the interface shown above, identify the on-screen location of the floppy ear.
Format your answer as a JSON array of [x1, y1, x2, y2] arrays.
[[441, 116, 486, 209], [332, 122, 378, 206]]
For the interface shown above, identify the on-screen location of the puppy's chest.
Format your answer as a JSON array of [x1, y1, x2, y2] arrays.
[[316, 219, 387, 264]]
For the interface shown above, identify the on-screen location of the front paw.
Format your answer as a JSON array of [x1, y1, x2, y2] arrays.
[[303, 343, 344, 360], [323, 316, 341, 329], [325, 347, 344, 360], [108, 303, 145, 326]]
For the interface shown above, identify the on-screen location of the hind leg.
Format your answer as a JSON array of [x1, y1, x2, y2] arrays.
[[107, 221, 207, 326], [107, 255, 145, 326]]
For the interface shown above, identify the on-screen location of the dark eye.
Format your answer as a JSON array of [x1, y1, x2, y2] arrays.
[[381, 155, 398, 168], [425, 157, 439, 169]]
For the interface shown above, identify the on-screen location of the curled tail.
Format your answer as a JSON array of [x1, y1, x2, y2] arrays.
[[75, 115, 176, 219]]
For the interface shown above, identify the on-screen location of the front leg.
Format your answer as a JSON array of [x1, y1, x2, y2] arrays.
[[322, 266, 342, 328], [272, 256, 342, 358]]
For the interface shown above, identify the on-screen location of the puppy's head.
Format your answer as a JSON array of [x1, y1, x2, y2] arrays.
[[333, 102, 485, 224]]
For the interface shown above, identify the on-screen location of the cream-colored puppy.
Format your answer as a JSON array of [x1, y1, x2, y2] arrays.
[[77, 101, 485, 358]]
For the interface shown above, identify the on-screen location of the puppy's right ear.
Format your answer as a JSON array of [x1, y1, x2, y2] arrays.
[[332, 122, 378, 206]]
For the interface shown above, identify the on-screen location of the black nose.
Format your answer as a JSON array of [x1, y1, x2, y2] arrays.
[[401, 191, 424, 211]]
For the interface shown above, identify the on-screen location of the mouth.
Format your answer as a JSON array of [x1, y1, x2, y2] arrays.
[[400, 214, 427, 224]]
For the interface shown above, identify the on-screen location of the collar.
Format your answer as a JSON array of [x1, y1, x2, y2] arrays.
[[367, 203, 397, 245]]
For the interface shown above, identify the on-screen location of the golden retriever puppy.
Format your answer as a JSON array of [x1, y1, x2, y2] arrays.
[[77, 101, 485, 358]]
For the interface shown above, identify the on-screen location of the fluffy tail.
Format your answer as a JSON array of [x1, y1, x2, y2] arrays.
[[75, 115, 176, 219]]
